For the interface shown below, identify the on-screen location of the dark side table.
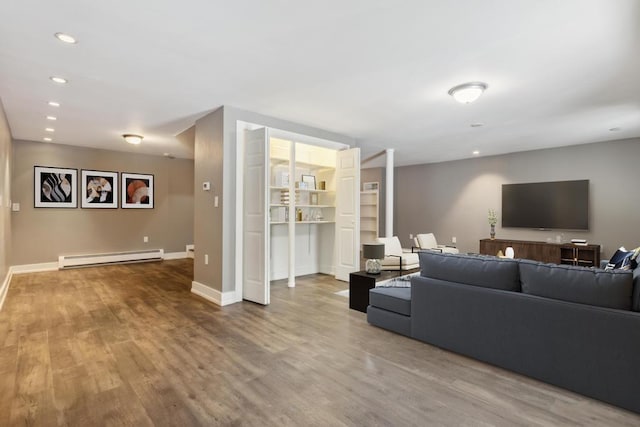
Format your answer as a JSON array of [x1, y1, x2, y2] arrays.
[[349, 269, 418, 313]]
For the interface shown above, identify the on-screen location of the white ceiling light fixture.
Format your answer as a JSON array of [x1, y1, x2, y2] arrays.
[[472, 150, 480, 155], [123, 134, 143, 145], [46, 116, 57, 121], [50, 76, 68, 84], [48, 101, 60, 107], [448, 82, 488, 104], [43, 137, 52, 142], [54, 32, 77, 44], [45, 127, 55, 132]]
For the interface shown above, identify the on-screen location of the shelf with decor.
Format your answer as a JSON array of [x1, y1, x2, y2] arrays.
[[360, 184, 379, 245]]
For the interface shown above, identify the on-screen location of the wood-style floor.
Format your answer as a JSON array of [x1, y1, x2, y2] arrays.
[[1, 260, 639, 426]]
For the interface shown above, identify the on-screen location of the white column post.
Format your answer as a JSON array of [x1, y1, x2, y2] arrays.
[[385, 148, 394, 237], [288, 140, 296, 287]]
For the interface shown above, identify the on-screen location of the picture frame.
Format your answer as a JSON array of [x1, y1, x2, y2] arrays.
[[81, 169, 118, 209], [121, 172, 154, 209], [301, 174, 316, 190], [34, 166, 78, 208]]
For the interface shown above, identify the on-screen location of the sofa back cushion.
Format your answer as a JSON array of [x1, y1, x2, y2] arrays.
[[519, 259, 633, 310], [632, 268, 640, 312], [418, 251, 520, 291]]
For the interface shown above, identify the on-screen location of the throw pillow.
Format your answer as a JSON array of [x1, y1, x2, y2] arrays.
[[606, 246, 639, 271]]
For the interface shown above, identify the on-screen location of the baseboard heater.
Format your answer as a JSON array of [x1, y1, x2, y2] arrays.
[[58, 249, 164, 269]]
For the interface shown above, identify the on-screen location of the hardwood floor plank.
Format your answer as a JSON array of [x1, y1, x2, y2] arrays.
[[1, 259, 639, 426]]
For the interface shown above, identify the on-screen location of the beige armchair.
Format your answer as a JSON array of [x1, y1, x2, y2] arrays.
[[375, 236, 420, 270], [414, 233, 459, 254]]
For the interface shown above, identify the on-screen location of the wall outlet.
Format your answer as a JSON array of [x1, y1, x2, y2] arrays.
[[205, 254, 209, 265], [409, 234, 413, 240], [11, 202, 20, 212], [452, 236, 457, 244], [143, 236, 149, 243], [214, 196, 219, 207]]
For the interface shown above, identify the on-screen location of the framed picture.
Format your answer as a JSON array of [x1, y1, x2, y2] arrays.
[[301, 174, 316, 190], [34, 166, 78, 208], [81, 170, 118, 208], [121, 172, 154, 209]]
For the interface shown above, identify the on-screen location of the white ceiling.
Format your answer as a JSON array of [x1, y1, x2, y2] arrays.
[[1, 0, 639, 166]]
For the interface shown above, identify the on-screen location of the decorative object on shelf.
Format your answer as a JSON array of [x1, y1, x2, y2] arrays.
[[275, 170, 289, 187], [81, 169, 118, 209], [488, 209, 497, 239], [296, 209, 302, 222], [363, 243, 385, 275], [505, 246, 515, 259], [318, 181, 326, 190], [296, 181, 308, 190], [301, 174, 316, 190], [121, 172, 154, 209], [34, 165, 78, 208], [363, 182, 379, 191]]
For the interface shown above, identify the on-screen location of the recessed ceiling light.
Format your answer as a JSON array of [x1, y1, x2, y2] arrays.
[[609, 127, 621, 132], [45, 127, 55, 132], [43, 137, 52, 142], [46, 116, 57, 121], [54, 32, 77, 44], [470, 122, 484, 127], [122, 134, 144, 145], [448, 82, 488, 104], [48, 101, 60, 107], [50, 76, 68, 84], [472, 150, 480, 155]]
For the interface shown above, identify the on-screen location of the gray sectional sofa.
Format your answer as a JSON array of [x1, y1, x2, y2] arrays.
[[367, 251, 640, 414]]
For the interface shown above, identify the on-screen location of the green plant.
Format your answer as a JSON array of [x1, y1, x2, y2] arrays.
[[488, 209, 497, 226]]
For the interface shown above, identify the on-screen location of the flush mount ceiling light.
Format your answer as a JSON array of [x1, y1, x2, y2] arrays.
[[54, 32, 77, 44], [448, 82, 488, 104], [46, 115, 57, 121], [470, 122, 484, 128], [50, 76, 68, 84], [48, 101, 60, 107], [45, 127, 55, 132], [43, 137, 52, 142], [472, 150, 480, 155], [123, 134, 143, 145], [609, 127, 621, 132]]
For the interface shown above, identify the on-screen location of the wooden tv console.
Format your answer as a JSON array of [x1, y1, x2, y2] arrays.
[[479, 239, 600, 267]]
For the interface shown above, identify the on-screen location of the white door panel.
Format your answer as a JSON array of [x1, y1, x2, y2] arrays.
[[335, 148, 360, 281], [243, 128, 269, 305]]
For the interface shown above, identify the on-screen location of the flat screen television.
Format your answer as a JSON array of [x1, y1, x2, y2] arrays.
[[502, 180, 589, 230]]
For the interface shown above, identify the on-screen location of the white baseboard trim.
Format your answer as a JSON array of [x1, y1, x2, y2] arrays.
[[0, 269, 12, 311], [10, 262, 59, 274], [163, 251, 188, 260], [191, 280, 240, 306]]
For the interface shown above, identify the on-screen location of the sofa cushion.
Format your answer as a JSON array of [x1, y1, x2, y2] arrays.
[[418, 251, 520, 292], [632, 268, 640, 312], [369, 287, 411, 316], [519, 259, 633, 310]]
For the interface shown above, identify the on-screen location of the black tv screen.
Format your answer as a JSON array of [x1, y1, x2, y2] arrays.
[[502, 180, 589, 230]]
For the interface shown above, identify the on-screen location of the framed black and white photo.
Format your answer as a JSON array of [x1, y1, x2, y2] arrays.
[[81, 169, 118, 208], [34, 166, 78, 208], [301, 174, 316, 190], [121, 172, 154, 209]]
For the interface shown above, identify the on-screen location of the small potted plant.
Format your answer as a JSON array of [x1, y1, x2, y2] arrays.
[[488, 209, 497, 239]]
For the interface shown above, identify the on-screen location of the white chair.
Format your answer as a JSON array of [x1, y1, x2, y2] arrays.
[[375, 236, 420, 270], [414, 233, 459, 254]]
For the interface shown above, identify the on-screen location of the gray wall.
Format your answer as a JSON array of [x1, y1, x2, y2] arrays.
[[11, 140, 194, 265], [0, 100, 11, 280], [395, 138, 640, 259]]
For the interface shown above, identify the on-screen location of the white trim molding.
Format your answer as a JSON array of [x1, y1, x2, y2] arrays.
[[191, 281, 240, 306], [163, 251, 188, 260], [0, 269, 12, 311], [10, 262, 59, 274]]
